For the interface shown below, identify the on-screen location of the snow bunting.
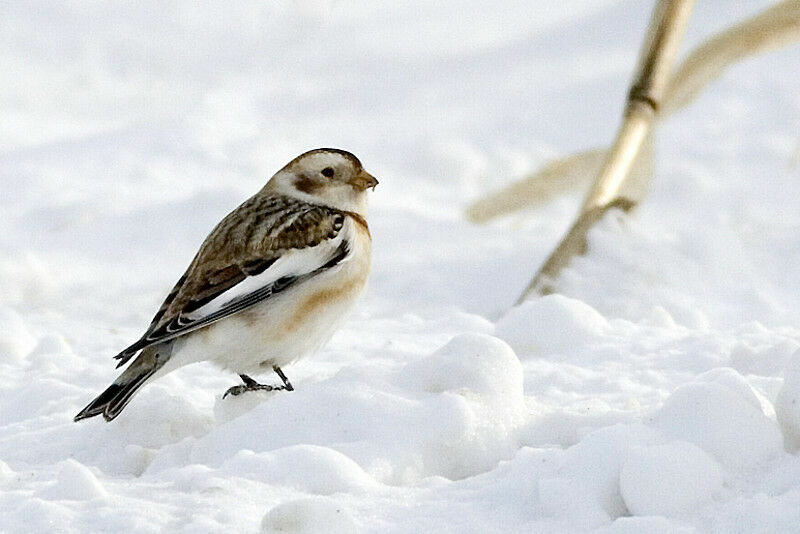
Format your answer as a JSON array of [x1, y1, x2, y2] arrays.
[[75, 148, 378, 422]]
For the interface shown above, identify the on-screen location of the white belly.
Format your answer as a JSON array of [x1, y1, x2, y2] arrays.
[[172, 226, 370, 375]]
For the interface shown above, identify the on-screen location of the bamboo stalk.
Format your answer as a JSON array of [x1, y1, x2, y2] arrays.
[[517, 0, 695, 302], [467, 1, 800, 225], [663, 0, 800, 116], [464, 149, 607, 223], [581, 0, 694, 211]]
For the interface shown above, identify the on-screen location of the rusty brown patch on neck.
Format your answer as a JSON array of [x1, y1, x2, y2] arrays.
[[294, 174, 321, 195], [343, 211, 369, 237], [281, 265, 368, 334]]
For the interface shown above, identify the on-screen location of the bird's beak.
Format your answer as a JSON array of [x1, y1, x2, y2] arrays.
[[351, 170, 379, 192]]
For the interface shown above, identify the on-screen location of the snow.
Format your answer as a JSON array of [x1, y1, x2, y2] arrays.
[[496, 295, 610, 355], [619, 440, 724, 516], [261, 496, 360, 534], [39, 459, 109, 502], [776, 349, 800, 451], [650, 369, 784, 470], [1, 0, 800, 532]]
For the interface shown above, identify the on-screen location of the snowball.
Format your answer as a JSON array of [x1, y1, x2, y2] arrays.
[[650, 370, 783, 470], [39, 459, 107, 501], [620, 441, 724, 516], [776, 348, 800, 451], [261, 497, 358, 534], [495, 294, 607, 356]]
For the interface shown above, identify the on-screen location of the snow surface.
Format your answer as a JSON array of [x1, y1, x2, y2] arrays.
[[2, 0, 800, 532]]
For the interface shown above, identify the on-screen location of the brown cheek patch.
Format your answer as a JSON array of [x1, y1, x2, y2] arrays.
[[294, 175, 321, 195]]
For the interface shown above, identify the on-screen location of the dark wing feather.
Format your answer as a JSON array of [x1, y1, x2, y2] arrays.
[[114, 196, 348, 366]]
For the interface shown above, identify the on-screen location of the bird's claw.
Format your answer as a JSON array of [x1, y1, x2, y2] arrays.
[[223, 371, 293, 399], [223, 383, 274, 398], [223, 382, 294, 399]]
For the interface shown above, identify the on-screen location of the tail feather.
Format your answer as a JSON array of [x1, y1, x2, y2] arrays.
[[75, 343, 173, 422], [74, 368, 158, 422]]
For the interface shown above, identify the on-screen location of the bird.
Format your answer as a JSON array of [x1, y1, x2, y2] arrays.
[[75, 148, 378, 422]]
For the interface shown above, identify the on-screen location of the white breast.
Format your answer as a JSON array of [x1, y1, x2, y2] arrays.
[[172, 216, 371, 375]]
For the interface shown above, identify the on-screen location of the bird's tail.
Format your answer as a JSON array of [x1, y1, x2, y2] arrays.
[[74, 342, 173, 422]]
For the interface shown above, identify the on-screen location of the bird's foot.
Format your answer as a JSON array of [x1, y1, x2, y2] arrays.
[[223, 374, 291, 399], [272, 366, 294, 392], [222, 383, 272, 398]]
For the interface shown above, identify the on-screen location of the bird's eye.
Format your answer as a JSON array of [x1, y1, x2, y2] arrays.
[[321, 167, 335, 178]]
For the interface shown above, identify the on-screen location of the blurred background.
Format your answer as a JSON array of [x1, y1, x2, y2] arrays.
[[1, 0, 798, 323]]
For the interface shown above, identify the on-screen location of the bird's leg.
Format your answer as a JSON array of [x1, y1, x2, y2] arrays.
[[223, 374, 274, 398], [273, 366, 294, 391], [222, 369, 293, 398]]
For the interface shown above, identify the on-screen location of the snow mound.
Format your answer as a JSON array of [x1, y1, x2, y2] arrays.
[[262, 497, 358, 534], [495, 295, 608, 356], [620, 440, 724, 516], [650, 368, 783, 469], [546, 423, 662, 521], [184, 333, 526, 484], [213, 385, 281, 423], [114, 386, 215, 447], [729, 339, 800, 377], [401, 332, 523, 399], [39, 459, 107, 501], [221, 445, 375, 495]]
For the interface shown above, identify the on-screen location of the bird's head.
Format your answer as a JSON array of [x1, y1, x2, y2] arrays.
[[264, 148, 378, 215]]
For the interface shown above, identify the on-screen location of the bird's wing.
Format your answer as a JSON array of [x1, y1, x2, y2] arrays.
[[114, 196, 351, 366]]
